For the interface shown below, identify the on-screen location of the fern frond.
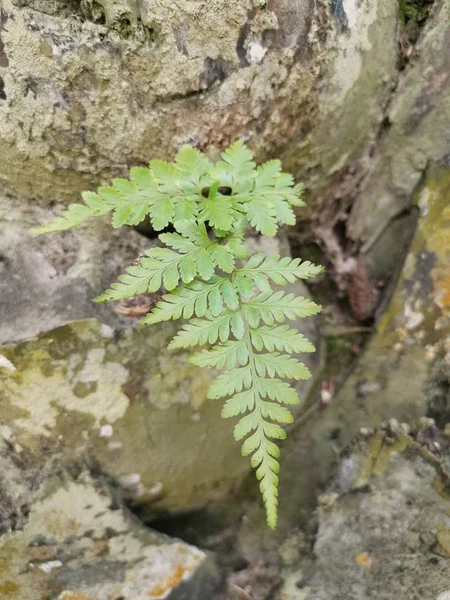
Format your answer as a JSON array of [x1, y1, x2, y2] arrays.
[[198, 183, 238, 232], [250, 325, 315, 354], [246, 197, 278, 236], [168, 311, 245, 349], [236, 254, 324, 291], [189, 340, 249, 369], [33, 140, 322, 531], [174, 146, 212, 183], [95, 227, 217, 302], [242, 291, 321, 326], [209, 140, 256, 189], [31, 175, 159, 234], [141, 276, 239, 325], [183, 296, 319, 529], [256, 378, 299, 404], [254, 353, 311, 379], [207, 365, 253, 399], [226, 218, 249, 260]]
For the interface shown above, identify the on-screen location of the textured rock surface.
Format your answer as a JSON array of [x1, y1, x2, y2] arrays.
[[0, 195, 150, 344], [348, 0, 450, 276], [0, 472, 224, 599], [0, 0, 398, 204], [269, 161, 450, 526], [276, 422, 450, 600]]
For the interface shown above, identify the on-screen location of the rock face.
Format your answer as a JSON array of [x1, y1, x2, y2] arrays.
[[276, 422, 450, 600], [1, 0, 450, 597], [267, 160, 450, 531], [0, 467, 224, 599], [0, 0, 398, 204]]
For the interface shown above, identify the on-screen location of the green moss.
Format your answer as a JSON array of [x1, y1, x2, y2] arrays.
[[398, 0, 434, 29]]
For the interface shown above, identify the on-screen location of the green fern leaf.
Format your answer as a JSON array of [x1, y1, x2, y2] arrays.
[[150, 159, 179, 188], [174, 146, 212, 183], [237, 254, 324, 288], [209, 140, 256, 189], [168, 311, 245, 349], [173, 198, 199, 222], [221, 389, 256, 417], [209, 244, 235, 273], [194, 249, 215, 280], [250, 325, 315, 354], [141, 278, 220, 324], [278, 178, 305, 207], [141, 277, 240, 326], [206, 365, 252, 399], [189, 340, 248, 369], [246, 196, 278, 236], [260, 401, 294, 424], [243, 291, 321, 326], [201, 197, 236, 232], [219, 279, 240, 310], [256, 379, 299, 404], [95, 230, 218, 303], [226, 219, 249, 260], [150, 196, 175, 231], [30, 203, 97, 234], [270, 196, 296, 225], [254, 353, 311, 379]]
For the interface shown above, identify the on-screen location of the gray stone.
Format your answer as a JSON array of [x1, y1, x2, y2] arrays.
[[276, 424, 450, 600], [0, 0, 398, 205], [0, 473, 224, 599]]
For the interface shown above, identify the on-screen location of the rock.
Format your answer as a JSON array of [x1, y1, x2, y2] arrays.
[[265, 163, 450, 530], [0, 0, 398, 204], [276, 424, 450, 600], [348, 0, 450, 276], [0, 472, 224, 599], [0, 196, 150, 344]]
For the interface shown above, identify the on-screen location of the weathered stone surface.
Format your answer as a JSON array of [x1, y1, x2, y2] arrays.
[[0, 473, 224, 599], [0, 195, 149, 344], [348, 0, 450, 275], [276, 422, 450, 599], [0, 0, 398, 203], [271, 163, 450, 528]]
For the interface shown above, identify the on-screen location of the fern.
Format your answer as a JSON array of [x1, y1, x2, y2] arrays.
[[32, 141, 323, 529]]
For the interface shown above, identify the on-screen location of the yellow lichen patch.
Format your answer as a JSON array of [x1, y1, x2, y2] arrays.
[[435, 273, 450, 313], [58, 592, 90, 600], [433, 473, 450, 500], [146, 563, 192, 598], [0, 580, 20, 595], [420, 173, 450, 316], [353, 432, 412, 487], [352, 431, 384, 487], [355, 552, 373, 568], [372, 435, 411, 476], [433, 526, 450, 558]]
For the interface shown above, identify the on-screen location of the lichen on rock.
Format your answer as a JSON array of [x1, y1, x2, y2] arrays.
[[276, 421, 450, 599], [0, 473, 224, 600]]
